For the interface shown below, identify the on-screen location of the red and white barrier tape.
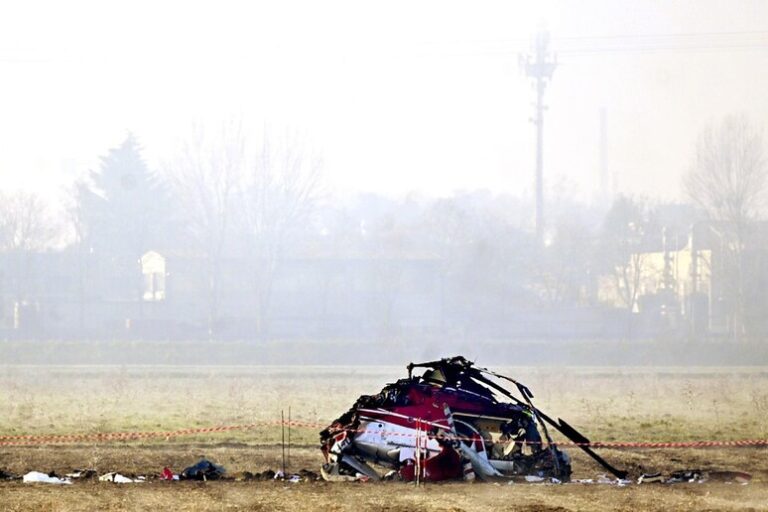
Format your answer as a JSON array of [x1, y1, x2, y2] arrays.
[[1, 420, 767, 449]]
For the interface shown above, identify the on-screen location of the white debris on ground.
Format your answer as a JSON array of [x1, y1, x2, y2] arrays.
[[6, 467, 752, 487], [98, 472, 146, 483], [635, 470, 752, 485], [22, 472, 72, 485], [571, 475, 632, 486]]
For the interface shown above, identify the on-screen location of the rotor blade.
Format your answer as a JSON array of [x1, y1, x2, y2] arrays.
[[467, 369, 525, 407], [535, 412, 628, 480], [476, 367, 535, 399], [516, 382, 534, 401], [470, 365, 627, 479]]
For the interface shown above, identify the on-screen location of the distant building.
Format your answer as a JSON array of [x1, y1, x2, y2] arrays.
[[0, 248, 444, 340], [140, 251, 166, 302], [598, 221, 768, 337]]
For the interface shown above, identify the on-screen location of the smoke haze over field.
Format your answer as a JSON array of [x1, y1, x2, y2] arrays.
[[0, 1, 767, 356], [4, 11, 768, 512], [2, 0, 768, 201]]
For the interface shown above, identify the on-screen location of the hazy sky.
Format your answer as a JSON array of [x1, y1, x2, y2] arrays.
[[1, 0, 767, 204]]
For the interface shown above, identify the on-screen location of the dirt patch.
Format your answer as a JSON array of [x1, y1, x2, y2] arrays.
[[2, 479, 767, 512], [1, 445, 766, 511]]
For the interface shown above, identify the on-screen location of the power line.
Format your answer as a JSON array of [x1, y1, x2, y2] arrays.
[[436, 30, 768, 46], [431, 30, 768, 57], [559, 29, 768, 37]]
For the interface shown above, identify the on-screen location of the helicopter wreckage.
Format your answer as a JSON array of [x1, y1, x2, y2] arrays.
[[320, 356, 627, 483]]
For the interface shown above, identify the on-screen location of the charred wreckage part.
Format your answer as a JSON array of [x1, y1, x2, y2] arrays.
[[320, 356, 627, 483]]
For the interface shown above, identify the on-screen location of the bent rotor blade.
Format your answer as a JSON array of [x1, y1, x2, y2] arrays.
[[536, 412, 628, 480], [475, 366, 628, 480]]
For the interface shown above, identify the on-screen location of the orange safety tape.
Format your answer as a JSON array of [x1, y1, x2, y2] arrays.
[[2, 421, 768, 449]]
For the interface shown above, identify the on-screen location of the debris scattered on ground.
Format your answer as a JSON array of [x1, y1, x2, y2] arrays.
[[637, 472, 664, 484], [160, 467, 179, 481], [320, 463, 369, 482], [518, 474, 564, 484], [66, 469, 96, 480], [232, 471, 253, 481], [1, 465, 755, 487], [180, 459, 226, 481], [667, 469, 705, 483], [22, 471, 72, 485], [596, 474, 616, 484], [570, 475, 632, 486], [98, 472, 145, 483], [270, 470, 308, 483], [636, 469, 752, 485], [297, 469, 320, 481]]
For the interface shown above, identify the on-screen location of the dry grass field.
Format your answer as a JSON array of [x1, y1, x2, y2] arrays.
[[1, 364, 768, 511]]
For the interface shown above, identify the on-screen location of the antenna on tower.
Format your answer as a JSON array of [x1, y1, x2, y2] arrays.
[[521, 29, 557, 245]]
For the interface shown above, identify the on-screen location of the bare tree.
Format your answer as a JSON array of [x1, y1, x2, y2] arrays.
[[684, 115, 767, 339], [65, 186, 90, 331], [613, 235, 647, 314], [167, 124, 321, 339], [0, 191, 58, 329], [533, 219, 595, 306], [239, 132, 323, 336], [0, 191, 57, 253], [166, 121, 246, 338], [600, 196, 653, 330]]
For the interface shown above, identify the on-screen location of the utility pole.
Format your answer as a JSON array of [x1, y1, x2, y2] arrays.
[[599, 107, 609, 201], [522, 30, 556, 244]]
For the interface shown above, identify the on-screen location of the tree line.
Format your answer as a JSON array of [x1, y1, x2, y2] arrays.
[[0, 115, 765, 340]]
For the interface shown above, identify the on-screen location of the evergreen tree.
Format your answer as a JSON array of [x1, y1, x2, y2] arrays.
[[76, 134, 170, 258]]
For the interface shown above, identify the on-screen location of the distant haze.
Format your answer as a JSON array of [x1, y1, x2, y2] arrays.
[[1, 0, 767, 203]]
